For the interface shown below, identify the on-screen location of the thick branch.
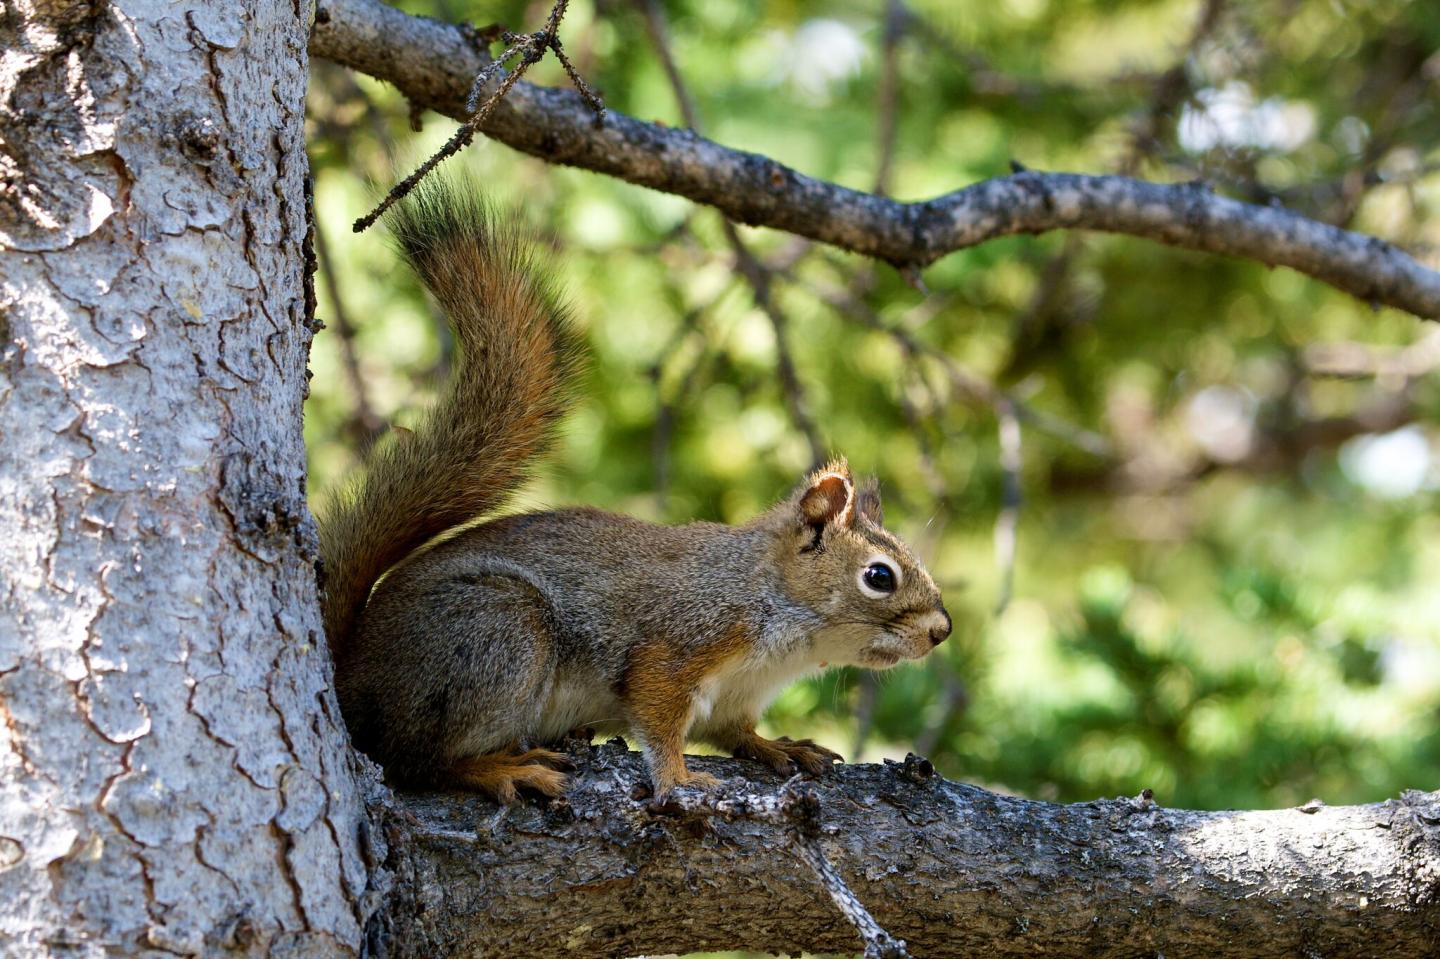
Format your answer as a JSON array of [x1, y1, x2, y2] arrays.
[[309, 0, 1440, 319], [374, 740, 1440, 958]]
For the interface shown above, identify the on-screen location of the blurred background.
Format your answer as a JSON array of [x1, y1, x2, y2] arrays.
[[306, 0, 1440, 811]]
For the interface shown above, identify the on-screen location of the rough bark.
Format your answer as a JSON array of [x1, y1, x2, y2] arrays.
[[0, 1, 370, 954], [376, 740, 1440, 959], [308, 0, 1440, 320]]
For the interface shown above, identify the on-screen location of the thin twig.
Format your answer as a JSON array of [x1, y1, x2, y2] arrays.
[[790, 833, 910, 959], [352, 0, 603, 233], [636, 0, 698, 129], [724, 226, 827, 468], [352, 42, 527, 232], [649, 289, 729, 511], [1007, 0, 1228, 376], [308, 60, 398, 176], [652, 777, 910, 959], [635, 0, 827, 468], [851, 673, 879, 760], [1121, 0, 1226, 175], [792, 265, 1112, 457], [894, 0, 1158, 106], [993, 400, 1022, 617], [312, 213, 385, 443], [1303, 327, 1440, 385], [872, 0, 906, 198], [912, 663, 969, 759]]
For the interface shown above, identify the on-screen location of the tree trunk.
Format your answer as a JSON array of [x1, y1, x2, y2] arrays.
[[0, 1, 370, 953]]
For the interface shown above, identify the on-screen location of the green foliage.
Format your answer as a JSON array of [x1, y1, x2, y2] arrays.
[[306, 0, 1440, 810]]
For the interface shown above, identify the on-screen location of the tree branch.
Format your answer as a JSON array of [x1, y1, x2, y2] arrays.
[[371, 740, 1440, 958], [309, 0, 1440, 319]]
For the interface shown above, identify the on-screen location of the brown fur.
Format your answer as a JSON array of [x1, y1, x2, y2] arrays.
[[447, 748, 570, 803], [621, 624, 752, 793], [722, 723, 842, 777], [320, 181, 950, 803], [319, 184, 575, 664]]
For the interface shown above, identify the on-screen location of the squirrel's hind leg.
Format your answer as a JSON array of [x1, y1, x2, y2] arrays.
[[444, 748, 570, 803], [359, 568, 565, 792]]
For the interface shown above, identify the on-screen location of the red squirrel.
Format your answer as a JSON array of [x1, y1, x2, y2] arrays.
[[320, 179, 951, 801]]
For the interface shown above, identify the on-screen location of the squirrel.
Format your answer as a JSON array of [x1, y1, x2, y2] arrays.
[[320, 178, 952, 803]]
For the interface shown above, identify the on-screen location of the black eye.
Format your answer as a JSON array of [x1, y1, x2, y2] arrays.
[[862, 563, 896, 594]]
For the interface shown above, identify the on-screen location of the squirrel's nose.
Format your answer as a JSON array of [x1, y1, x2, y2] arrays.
[[929, 607, 952, 646]]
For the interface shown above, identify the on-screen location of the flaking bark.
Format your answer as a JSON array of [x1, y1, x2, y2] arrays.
[[373, 740, 1440, 959]]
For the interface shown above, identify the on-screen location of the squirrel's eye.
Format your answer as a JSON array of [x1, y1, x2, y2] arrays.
[[862, 563, 896, 595]]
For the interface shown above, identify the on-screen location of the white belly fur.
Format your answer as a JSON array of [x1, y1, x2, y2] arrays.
[[535, 681, 625, 743], [696, 647, 822, 736], [533, 620, 820, 745]]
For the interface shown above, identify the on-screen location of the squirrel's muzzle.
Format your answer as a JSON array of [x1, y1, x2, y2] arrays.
[[929, 607, 952, 646]]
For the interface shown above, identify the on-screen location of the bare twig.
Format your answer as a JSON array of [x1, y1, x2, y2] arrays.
[[1046, 384, 1422, 499], [635, 0, 827, 467], [1121, 0, 1226, 175], [654, 777, 910, 959], [897, 367, 952, 508], [635, 0, 698, 129], [850, 672, 880, 760], [1006, 0, 1227, 377], [307, 60, 398, 176], [893, 0, 1161, 107], [312, 213, 385, 442], [311, 0, 1440, 319], [1303, 328, 1440, 385], [993, 400, 1022, 617], [872, 0, 906, 198], [648, 288, 728, 510], [351, 36, 527, 232], [794, 267, 1111, 457], [912, 663, 969, 759], [791, 832, 910, 959], [351, 0, 603, 233], [724, 227, 827, 468]]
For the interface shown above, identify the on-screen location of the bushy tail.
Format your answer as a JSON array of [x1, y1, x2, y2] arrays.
[[319, 178, 577, 661]]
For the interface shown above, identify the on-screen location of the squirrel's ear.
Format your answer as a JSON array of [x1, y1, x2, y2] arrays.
[[797, 461, 855, 530], [856, 479, 883, 527]]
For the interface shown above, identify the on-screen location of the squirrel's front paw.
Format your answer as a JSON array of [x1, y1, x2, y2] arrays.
[[736, 733, 842, 777], [649, 768, 722, 801], [671, 769, 722, 792]]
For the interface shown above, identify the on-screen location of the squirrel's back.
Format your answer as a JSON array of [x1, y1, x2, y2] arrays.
[[318, 180, 577, 662]]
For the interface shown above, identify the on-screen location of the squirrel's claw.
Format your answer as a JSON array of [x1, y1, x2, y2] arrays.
[[671, 770, 722, 792], [777, 737, 843, 776], [736, 733, 842, 778], [645, 769, 723, 805], [447, 750, 570, 803]]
